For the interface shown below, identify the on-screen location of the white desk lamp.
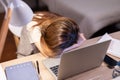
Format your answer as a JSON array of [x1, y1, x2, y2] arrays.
[[0, 0, 33, 59]]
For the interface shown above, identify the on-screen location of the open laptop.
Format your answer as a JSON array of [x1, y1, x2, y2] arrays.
[[42, 40, 111, 80]]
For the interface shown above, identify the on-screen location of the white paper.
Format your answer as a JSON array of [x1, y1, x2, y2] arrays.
[[112, 76, 120, 80], [0, 64, 7, 80], [97, 33, 120, 58]]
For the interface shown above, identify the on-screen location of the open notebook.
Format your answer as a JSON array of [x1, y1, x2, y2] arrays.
[[97, 33, 120, 58]]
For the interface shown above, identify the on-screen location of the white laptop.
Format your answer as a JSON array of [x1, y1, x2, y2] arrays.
[[42, 40, 111, 80]]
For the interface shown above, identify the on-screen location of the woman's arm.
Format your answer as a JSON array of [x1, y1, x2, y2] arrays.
[[34, 42, 48, 57]]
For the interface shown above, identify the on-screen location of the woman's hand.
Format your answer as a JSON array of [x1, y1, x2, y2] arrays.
[[63, 33, 86, 52], [77, 33, 86, 45]]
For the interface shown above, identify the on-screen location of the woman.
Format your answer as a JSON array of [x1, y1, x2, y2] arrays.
[[17, 12, 86, 58]]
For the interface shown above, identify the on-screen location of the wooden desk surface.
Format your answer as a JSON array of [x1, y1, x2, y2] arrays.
[[1, 31, 120, 80], [1, 53, 56, 80]]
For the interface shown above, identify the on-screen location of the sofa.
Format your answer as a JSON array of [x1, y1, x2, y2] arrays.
[[42, 0, 120, 38]]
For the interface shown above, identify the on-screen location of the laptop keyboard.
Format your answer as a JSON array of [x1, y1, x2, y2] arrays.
[[50, 65, 59, 76]]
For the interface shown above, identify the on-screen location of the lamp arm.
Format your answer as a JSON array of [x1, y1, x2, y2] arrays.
[[0, 7, 12, 60], [0, 0, 8, 18]]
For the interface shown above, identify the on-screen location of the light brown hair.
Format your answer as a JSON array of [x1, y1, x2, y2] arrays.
[[32, 12, 79, 57]]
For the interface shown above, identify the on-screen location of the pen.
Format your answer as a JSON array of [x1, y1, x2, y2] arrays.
[[36, 60, 40, 74]]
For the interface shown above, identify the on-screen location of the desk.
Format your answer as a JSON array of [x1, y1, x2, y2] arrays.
[[1, 31, 120, 80], [1, 53, 56, 80]]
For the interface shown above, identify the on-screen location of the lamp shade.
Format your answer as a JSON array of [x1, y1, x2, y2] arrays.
[[10, 0, 33, 26], [0, 0, 33, 59]]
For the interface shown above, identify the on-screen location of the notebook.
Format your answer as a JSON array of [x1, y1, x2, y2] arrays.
[[43, 40, 111, 80], [97, 33, 120, 58], [113, 76, 120, 80], [5, 61, 39, 80]]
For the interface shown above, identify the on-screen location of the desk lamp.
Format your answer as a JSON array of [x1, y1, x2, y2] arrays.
[[0, 0, 33, 59]]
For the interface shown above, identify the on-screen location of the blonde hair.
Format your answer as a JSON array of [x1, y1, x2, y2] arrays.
[[32, 12, 79, 57]]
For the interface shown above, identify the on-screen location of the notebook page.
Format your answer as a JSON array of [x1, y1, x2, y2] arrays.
[[97, 33, 120, 58], [112, 76, 120, 80]]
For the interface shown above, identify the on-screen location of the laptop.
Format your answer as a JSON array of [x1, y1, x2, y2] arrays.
[[42, 40, 111, 80]]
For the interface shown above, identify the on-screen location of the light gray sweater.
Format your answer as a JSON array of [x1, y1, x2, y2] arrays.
[[16, 27, 39, 57]]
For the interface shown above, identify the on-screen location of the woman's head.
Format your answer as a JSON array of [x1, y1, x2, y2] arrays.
[[40, 17, 80, 57]]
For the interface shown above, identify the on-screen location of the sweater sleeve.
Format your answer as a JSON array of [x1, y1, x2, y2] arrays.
[[16, 26, 34, 56], [28, 26, 41, 43]]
